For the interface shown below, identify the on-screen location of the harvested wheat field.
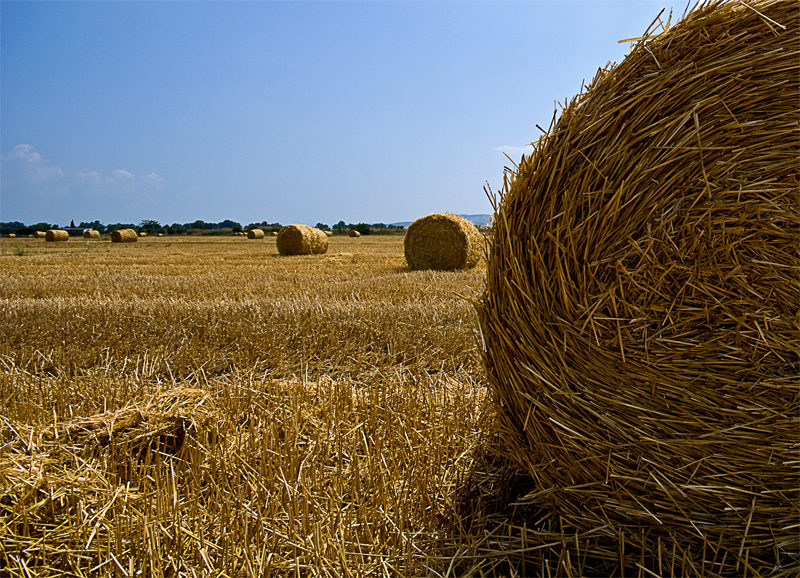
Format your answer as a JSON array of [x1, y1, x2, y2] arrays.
[[0, 234, 511, 577]]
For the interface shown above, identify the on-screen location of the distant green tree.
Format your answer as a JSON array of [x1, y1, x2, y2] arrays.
[[106, 223, 137, 232], [1, 221, 26, 233], [79, 220, 106, 233], [217, 219, 241, 230], [332, 220, 347, 231], [139, 219, 162, 234], [315, 223, 330, 231], [32, 222, 53, 231], [351, 223, 370, 235]]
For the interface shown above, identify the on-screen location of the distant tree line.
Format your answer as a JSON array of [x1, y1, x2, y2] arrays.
[[2, 219, 405, 236]]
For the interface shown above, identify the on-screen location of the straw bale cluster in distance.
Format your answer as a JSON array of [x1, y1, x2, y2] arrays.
[[83, 230, 100, 239], [477, 0, 799, 573], [276, 224, 328, 256], [110, 229, 138, 243], [404, 212, 483, 271], [45, 230, 69, 242], [247, 229, 265, 239], [348, 229, 361, 237]]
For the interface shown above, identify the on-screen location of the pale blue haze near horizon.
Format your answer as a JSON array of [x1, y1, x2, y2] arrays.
[[1, 1, 677, 228]]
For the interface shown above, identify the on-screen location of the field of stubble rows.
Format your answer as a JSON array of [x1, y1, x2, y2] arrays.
[[1, 234, 533, 577]]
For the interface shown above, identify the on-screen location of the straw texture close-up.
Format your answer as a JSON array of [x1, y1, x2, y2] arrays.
[[45, 230, 69, 242], [110, 229, 138, 243], [477, 0, 799, 575], [277, 224, 329, 256], [404, 212, 484, 271]]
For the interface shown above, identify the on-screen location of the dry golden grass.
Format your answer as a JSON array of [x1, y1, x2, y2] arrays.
[[0, 235, 520, 577], [3, 231, 782, 576]]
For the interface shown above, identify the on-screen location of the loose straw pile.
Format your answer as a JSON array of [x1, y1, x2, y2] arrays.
[[477, 1, 799, 575]]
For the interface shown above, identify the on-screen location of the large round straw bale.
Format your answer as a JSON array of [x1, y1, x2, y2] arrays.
[[276, 224, 328, 256], [83, 230, 100, 239], [45, 230, 69, 242], [404, 213, 483, 270], [247, 229, 265, 239], [477, 1, 799, 572], [33, 231, 46, 239], [348, 229, 361, 237], [110, 229, 138, 243]]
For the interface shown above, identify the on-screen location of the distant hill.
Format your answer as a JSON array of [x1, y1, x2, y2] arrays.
[[391, 214, 492, 228]]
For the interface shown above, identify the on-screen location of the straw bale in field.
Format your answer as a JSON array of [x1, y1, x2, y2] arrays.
[[110, 229, 138, 243], [61, 388, 217, 458], [349, 229, 361, 237], [138, 231, 147, 237], [33, 231, 46, 239], [277, 224, 329, 255], [477, 1, 799, 573], [271, 231, 278, 236], [83, 230, 100, 239], [404, 213, 483, 270], [7, 233, 15, 238], [247, 229, 265, 239], [325, 230, 333, 236], [45, 229, 69, 242], [157, 233, 163, 237]]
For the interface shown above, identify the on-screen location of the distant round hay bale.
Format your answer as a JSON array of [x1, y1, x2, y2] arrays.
[[110, 229, 138, 243], [157, 233, 163, 237], [138, 231, 147, 237], [45, 230, 69, 242], [325, 230, 333, 237], [247, 229, 265, 239], [348, 230, 361, 237], [404, 213, 483, 270], [7, 233, 16, 238], [477, 1, 799, 573], [270, 231, 278, 236], [33, 231, 47, 239], [83, 230, 100, 239], [277, 224, 329, 256]]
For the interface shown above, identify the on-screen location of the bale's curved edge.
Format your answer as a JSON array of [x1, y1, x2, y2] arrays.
[[477, 0, 799, 571], [277, 224, 329, 256], [404, 213, 483, 271], [110, 229, 138, 243]]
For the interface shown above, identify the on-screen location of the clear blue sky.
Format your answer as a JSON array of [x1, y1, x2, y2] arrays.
[[1, 1, 676, 228]]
